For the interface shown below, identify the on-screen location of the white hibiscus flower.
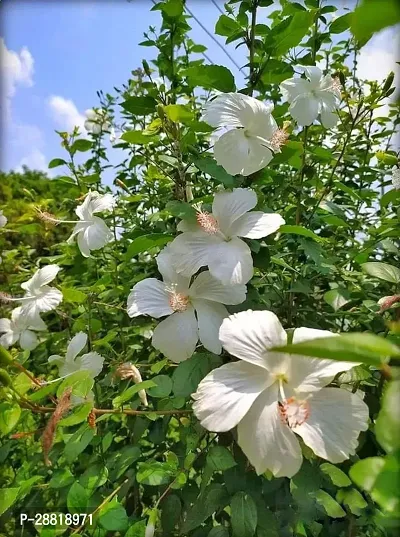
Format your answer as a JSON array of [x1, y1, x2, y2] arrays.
[[84, 108, 111, 134], [169, 188, 285, 285], [0, 210, 7, 228], [48, 332, 104, 379], [192, 310, 369, 478], [392, 167, 400, 190], [203, 92, 288, 176], [127, 245, 246, 363], [67, 191, 116, 257], [9, 265, 63, 319], [280, 66, 341, 128], [0, 307, 46, 351]]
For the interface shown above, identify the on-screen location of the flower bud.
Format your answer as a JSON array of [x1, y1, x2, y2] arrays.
[[115, 362, 148, 406], [0, 346, 13, 367], [0, 368, 12, 387]]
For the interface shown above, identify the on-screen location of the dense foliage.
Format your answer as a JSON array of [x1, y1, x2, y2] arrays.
[[1, 1, 399, 536]]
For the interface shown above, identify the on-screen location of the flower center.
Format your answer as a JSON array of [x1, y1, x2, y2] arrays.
[[278, 397, 310, 428], [268, 128, 289, 153], [168, 290, 190, 312], [196, 211, 219, 235]]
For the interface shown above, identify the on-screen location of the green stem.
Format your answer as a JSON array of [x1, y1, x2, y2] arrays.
[[248, 0, 258, 95]]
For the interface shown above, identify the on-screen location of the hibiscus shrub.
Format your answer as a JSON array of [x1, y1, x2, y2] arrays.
[[1, 0, 400, 536]]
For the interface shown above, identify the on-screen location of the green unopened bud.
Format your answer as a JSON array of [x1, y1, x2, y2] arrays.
[[0, 346, 13, 367], [382, 71, 394, 94], [157, 104, 165, 120], [376, 151, 398, 166], [145, 509, 159, 537], [0, 368, 12, 387], [142, 60, 151, 78], [338, 71, 346, 87]]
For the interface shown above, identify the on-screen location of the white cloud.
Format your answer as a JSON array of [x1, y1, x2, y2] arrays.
[[0, 37, 34, 101], [357, 28, 399, 84], [15, 148, 48, 173], [47, 95, 86, 132]]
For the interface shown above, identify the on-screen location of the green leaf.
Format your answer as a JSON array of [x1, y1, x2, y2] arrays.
[[0, 402, 21, 435], [136, 460, 175, 486], [260, 60, 294, 84], [165, 200, 197, 221], [280, 225, 322, 242], [375, 380, 400, 453], [206, 446, 236, 472], [57, 370, 93, 398], [183, 65, 236, 93], [336, 488, 367, 515], [215, 14, 241, 37], [112, 380, 156, 407], [164, 104, 194, 124], [194, 156, 238, 187], [81, 173, 100, 185], [61, 287, 86, 304], [350, 455, 400, 514], [49, 468, 75, 489], [161, 0, 183, 18], [181, 484, 230, 532], [161, 494, 182, 534], [64, 427, 95, 463], [126, 233, 174, 258], [80, 463, 108, 491], [48, 158, 67, 169], [98, 499, 129, 531], [272, 332, 400, 366], [125, 520, 146, 537], [0, 487, 20, 516], [330, 13, 352, 33], [362, 262, 400, 283], [58, 402, 92, 427], [147, 375, 172, 398], [67, 482, 88, 513], [320, 463, 352, 487], [121, 131, 157, 144], [208, 528, 229, 537], [351, 0, 400, 45], [231, 491, 258, 537], [272, 12, 314, 56], [70, 139, 92, 154], [172, 352, 221, 397], [324, 288, 351, 312], [314, 490, 345, 518], [120, 96, 157, 115]]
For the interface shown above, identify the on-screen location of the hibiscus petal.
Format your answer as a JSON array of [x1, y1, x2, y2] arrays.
[[189, 270, 246, 305], [219, 310, 287, 370], [207, 237, 253, 285], [66, 332, 88, 361], [303, 65, 323, 87], [192, 360, 271, 432], [21, 265, 61, 291], [229, 211, 285, 239], [156, 245, 191, 289], [90, 193, 115, 214], [194, 299, 227, 355], [289, 95, 319, 126], [77, 231, 91, 257], [152, 307, 198, 363], [213, 129, 253, 176], [19, 329, 38, 351], [0, 318, 11, 333], [280, 78, 311, 102], [48, 354, 64, 367], [212, 188, 257, 232], [0, 331, 18, 348], [288, 327, 357, 393], [77, 352, 105, 377], [320, 101, 338, 128], [203, 92, 272, 129], [83, 217, 113, 251], [237, 386, 303, 477], [22, 287, 63, 316], [127, 278, 173, 318], [169, 232, 222, 278], [293, 387, 369, 463]]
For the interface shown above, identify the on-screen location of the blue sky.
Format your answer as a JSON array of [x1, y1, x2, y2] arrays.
[[1, 0, 398, 182]]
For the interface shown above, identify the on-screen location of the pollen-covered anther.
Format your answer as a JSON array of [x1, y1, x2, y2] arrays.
[[278, 397, 310, 428], [36, 209, 61, 226], [329, 76, 342, 95], [196, 211, 219, 234], [168, 291, 190, 313], [269, 128, 289, 153], [0, 291, 13, 303]]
